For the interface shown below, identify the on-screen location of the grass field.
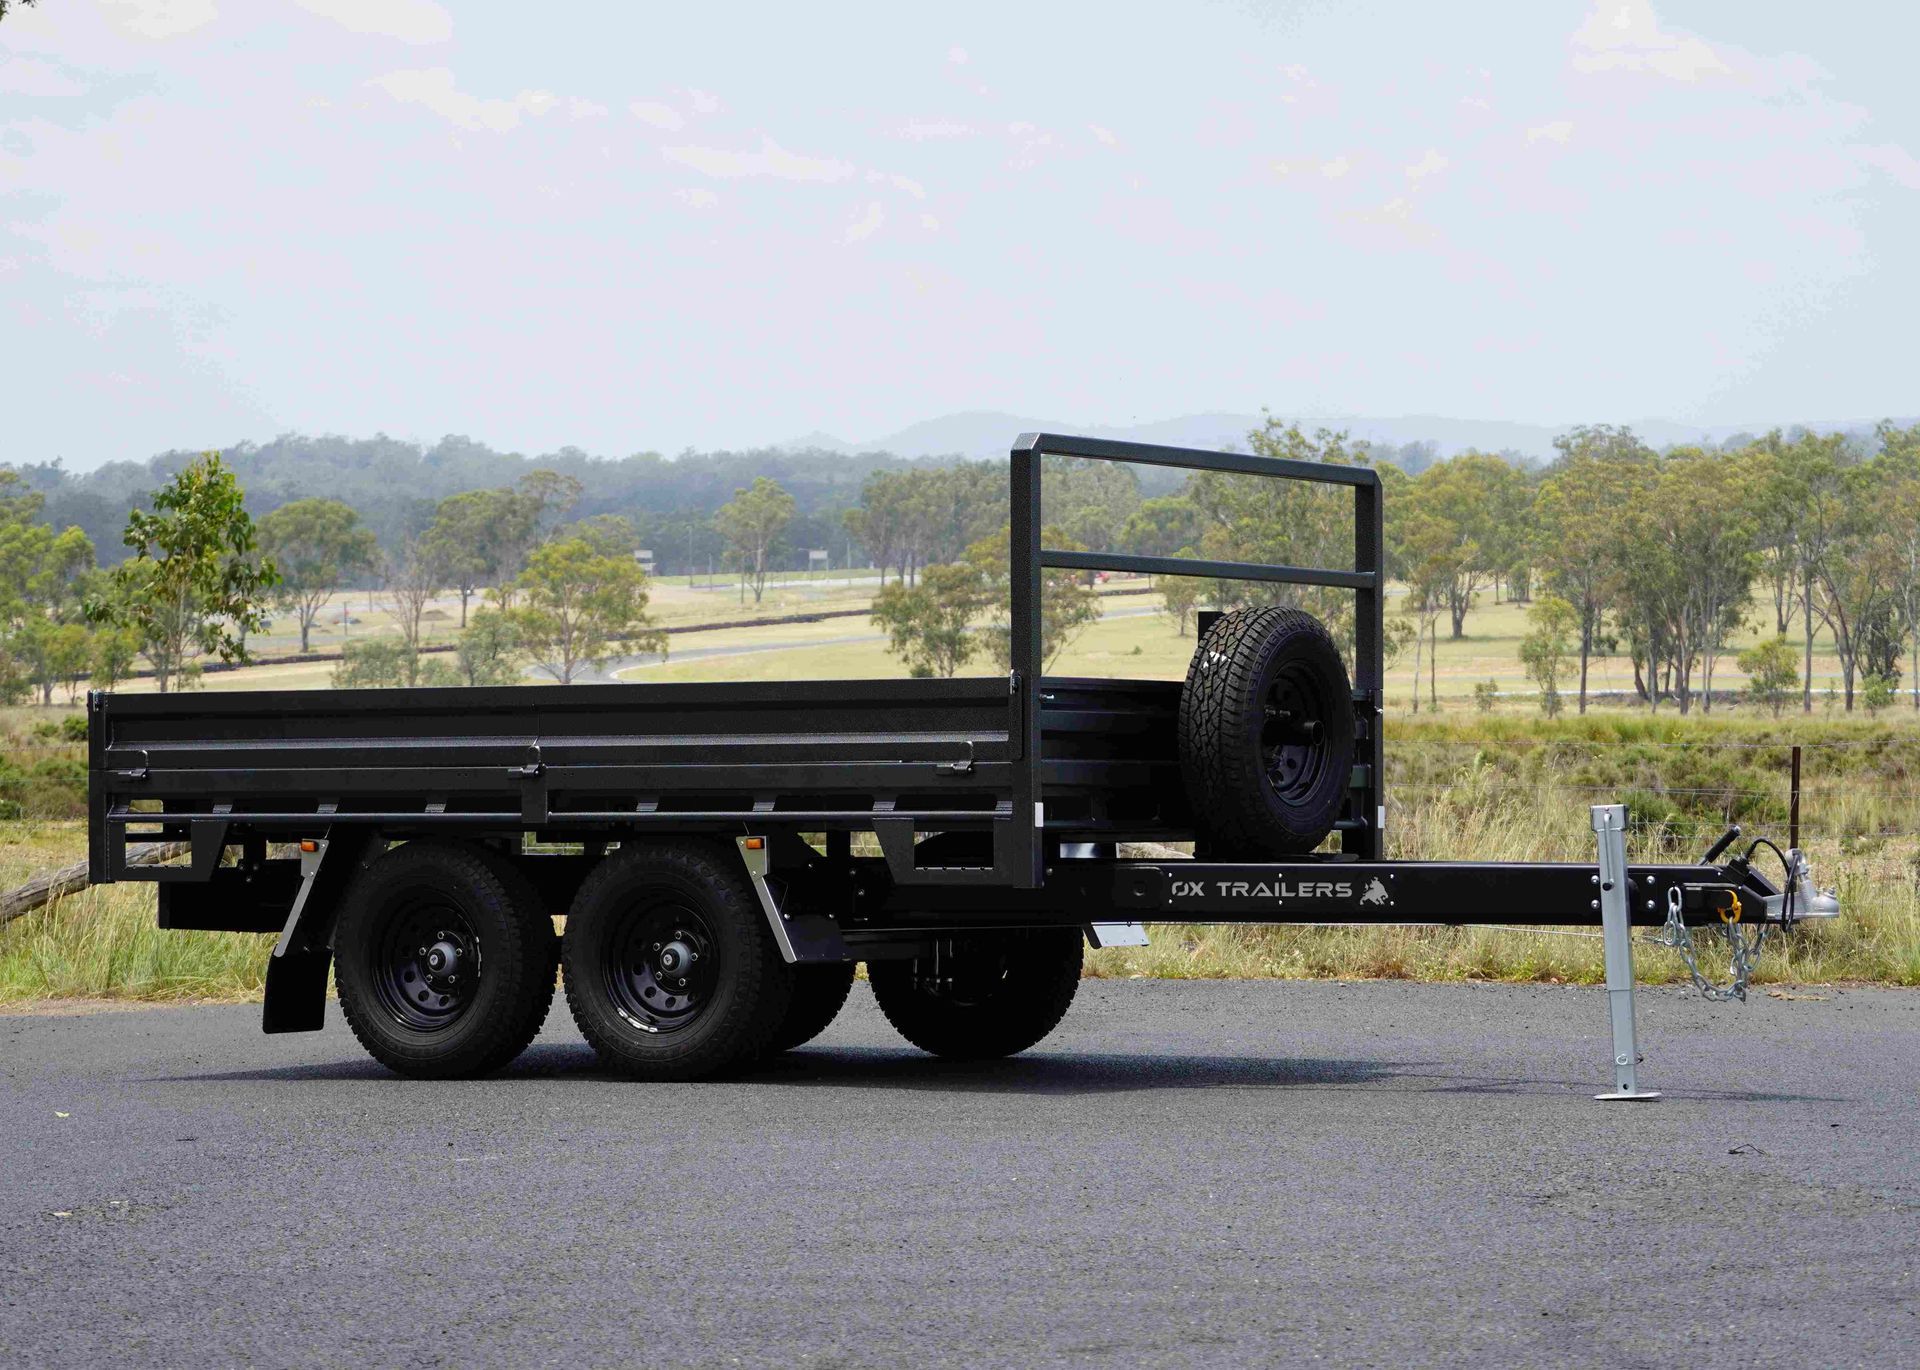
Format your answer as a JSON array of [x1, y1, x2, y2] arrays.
[[5, 712, 1916, 1005], [622, 590, 1876, 712], [109, 572, 891, 693], [107, 569, 1880, 710], [6, 586, 1920, 1005]]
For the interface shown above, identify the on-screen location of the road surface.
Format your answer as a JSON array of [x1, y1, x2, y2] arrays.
[[2, 981, 1915, 1367]]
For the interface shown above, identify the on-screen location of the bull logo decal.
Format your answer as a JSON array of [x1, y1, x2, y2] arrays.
[[1358, 878, 1391, 907]]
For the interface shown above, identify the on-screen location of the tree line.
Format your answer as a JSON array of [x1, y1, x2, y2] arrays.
[[0, 457, 812, 698], [843, 417, 1920, 715], [8, 416, 1920, 706], [9, 435, 982, 577], [1417, 420, 1920, 716]]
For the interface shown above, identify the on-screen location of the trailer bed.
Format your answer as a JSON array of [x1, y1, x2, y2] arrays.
[[91, 674, 1207, 886]]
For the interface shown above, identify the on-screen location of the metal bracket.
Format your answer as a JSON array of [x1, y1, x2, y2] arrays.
[[936, 740, 977, 775], [735, 836, 849, 965], [1086, 922, 1150, 948], [514, 742, 548, 825], [263, 829, 373, 1035], [510, 741, 544, 778], [1592, 805, 1659, 1101]]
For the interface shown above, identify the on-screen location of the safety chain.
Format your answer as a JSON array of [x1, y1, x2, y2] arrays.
[[1643, 885, 1771, 1002]]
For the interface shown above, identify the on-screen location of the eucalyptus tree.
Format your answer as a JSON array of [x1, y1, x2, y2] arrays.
[[1818, 459, 1907, 710], [258, 498, 377, 651], [714, 476, 796, 605], [511, 535, 665, 684], [1398, 451, 1525, 640], [1610, 451, 1757, 714], [1534, 450, 1652, 713], [87, 454, 277, 694], [423, 488, 520, 627], [1182, 422, 1365, 643]]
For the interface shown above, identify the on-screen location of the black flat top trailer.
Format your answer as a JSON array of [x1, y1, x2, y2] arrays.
[[88, 434, 1826, 1087]]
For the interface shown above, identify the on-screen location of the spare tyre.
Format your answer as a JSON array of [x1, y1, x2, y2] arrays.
[[1178, 606, 1355, 857]]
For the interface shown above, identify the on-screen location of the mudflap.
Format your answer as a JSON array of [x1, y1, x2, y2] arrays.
[[263, 830, 375, 1035], [263, 946, 333, 1035]]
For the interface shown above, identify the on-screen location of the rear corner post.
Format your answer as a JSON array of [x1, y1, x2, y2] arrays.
[[1008, 436, 1045, 888], [1592, 804, 1659, 1101], [1348, 469, 1385, 860]]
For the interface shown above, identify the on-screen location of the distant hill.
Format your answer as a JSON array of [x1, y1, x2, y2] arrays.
[[782, 410, 1913, 463]]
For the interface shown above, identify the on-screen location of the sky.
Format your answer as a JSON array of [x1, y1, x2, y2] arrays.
[[2, 0, 1917, 469]]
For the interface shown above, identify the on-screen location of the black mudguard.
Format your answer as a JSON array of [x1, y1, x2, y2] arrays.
[[262, 831, 375, 1035]]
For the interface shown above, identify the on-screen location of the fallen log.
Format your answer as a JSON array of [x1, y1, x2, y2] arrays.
[[1, 843, 190, 928]]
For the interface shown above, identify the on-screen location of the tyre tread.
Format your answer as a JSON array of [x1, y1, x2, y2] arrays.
[[768, 962, 857, 1054], [561, 840, 792, 1081], [1178, 606, 1352, 857], [869, 931, 1082, 1060], [335, 841, 551, 1079]]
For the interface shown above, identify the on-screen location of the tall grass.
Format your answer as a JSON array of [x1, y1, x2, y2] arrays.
[[0, 882, 272, 1005], [1088, 713, 1920, 986], [1085, 795, 1920, 987], [5, 714, 1920, 1003]]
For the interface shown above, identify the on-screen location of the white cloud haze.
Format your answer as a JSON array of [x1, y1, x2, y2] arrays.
[[295, 0, 452, 46], [2, 0, 1917, 466], [372, 67, 557, 133]]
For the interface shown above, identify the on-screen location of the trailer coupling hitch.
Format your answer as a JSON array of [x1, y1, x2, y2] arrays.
[[1697, 826, 1841, 927], [1781, 850, 1842, 923], [1654, 853, 1840, 1003]]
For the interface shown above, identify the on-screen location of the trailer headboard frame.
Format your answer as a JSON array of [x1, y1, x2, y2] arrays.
[[1008, 432, 1386, 884]]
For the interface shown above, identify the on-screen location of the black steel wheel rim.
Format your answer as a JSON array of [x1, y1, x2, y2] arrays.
[[1260, 661, 1332, 806], [603, 900, 717, 1034], [370, 895, 482, 1032]]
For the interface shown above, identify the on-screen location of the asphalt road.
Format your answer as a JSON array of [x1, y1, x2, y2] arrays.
[[3, 982, 1916, 1368]]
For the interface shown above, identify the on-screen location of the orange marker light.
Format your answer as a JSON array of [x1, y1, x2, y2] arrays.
[[743, 837, 765, 850], [299, 840, 318, 852]]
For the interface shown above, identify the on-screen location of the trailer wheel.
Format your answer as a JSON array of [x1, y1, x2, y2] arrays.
[[334, 842, 559, 1079], [1178, 606, 1355, 856], [868, 929, 1082, 1060], [467, 844, 561, 1067], [767, 962, 857, 1054], [562, 841, 793, 1080]]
